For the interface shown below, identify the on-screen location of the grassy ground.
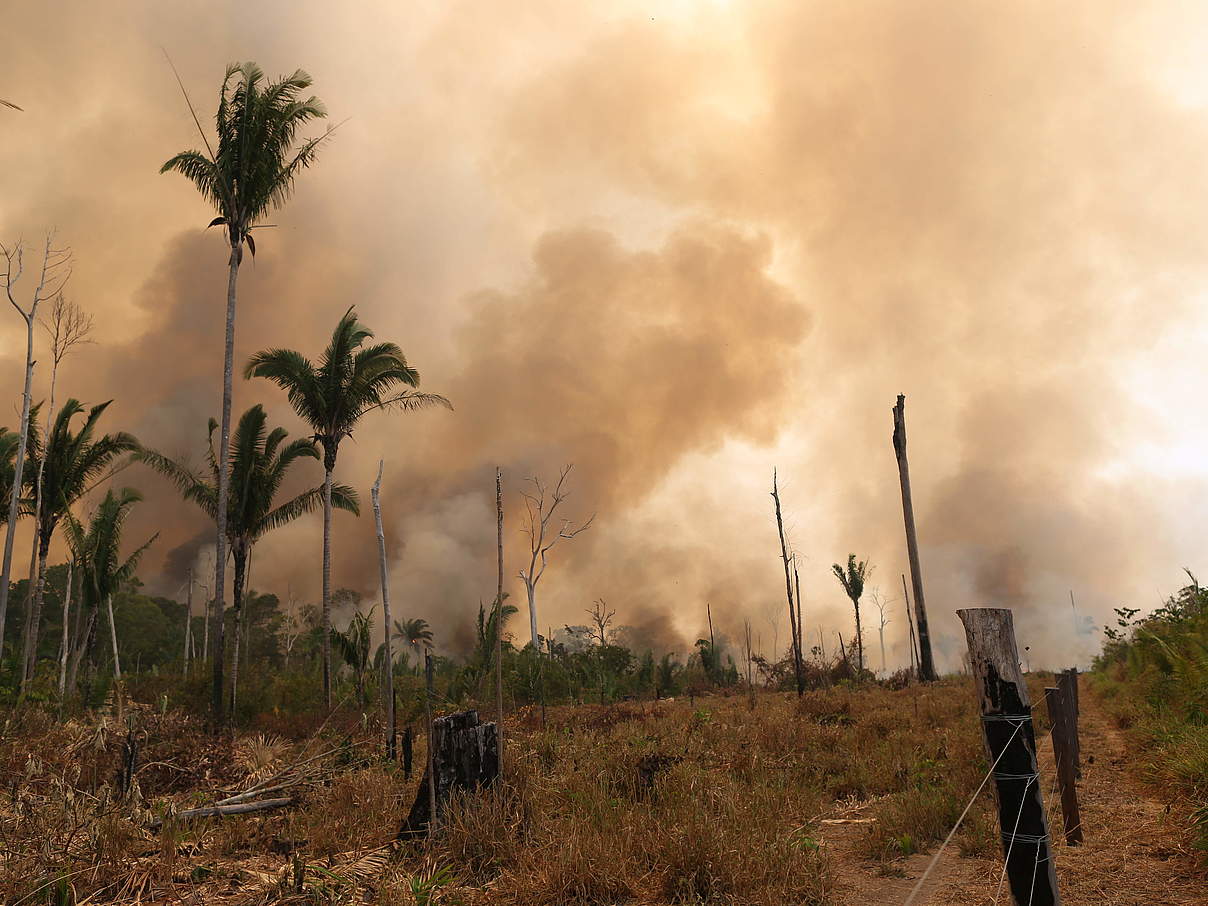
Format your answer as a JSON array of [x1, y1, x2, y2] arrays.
[[1, 680, 999, 905]]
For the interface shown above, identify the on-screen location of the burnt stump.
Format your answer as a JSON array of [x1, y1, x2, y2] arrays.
[[398, 709, 499, 839]]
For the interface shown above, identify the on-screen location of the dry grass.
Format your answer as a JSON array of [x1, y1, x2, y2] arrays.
[[5, 677, 1193, 904]]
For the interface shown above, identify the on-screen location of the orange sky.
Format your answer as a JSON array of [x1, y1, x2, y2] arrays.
[[3, 0, 1208, 669]]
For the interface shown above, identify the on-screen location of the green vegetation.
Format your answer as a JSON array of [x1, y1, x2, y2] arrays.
[[1092, 572, 1208, 857]]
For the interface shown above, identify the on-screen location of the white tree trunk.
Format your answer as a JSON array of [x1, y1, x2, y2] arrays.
[[0, 312, 36, 653], [23, 351, 62, 690], [57, 559, 73, 698], [526, 581, 538, 650], [107, 594, 121, 681], [183, 571, 193, 673]]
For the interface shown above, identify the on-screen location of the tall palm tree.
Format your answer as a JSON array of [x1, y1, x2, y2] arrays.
[[136, 404, 358, 710], [393, 616, 433, 668], [831, 554, 871, 674], [22, 400, 136, 687], [162, 62, 330, 722], [63, 488, 156, 692], [245, 307, 449, 705]]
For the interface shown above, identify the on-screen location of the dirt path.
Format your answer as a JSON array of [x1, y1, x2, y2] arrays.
[[822, 680, 1205, 905]]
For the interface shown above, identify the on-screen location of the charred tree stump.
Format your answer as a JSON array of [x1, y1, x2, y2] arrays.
[[116, 720, 139, 798], [957, 608, 1060, 906], [398, 710, 499, 840]]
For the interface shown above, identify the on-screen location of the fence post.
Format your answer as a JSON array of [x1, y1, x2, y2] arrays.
[[957, 608, 1060, 906], [1057, 669, 1081, 779], [1044, 687, 1084, 845]]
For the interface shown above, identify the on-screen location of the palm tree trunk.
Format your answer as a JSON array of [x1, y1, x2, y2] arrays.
[[107, 595, 121, 680], [22, 531, 52, 688], [67, 606, 96, 695], [212, 242, 242, 723], [58, 559, 73, 698], [0, 311, 36, 658], [321, 466, 333, 707], [853, 599, 864, 674], [228, 545, 247, 714]]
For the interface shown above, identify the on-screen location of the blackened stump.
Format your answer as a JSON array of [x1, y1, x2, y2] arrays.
[[398, 710, 499, 839]]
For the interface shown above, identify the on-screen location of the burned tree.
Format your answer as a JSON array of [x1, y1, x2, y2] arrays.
[[0, 234, 70, 658], [892, 394, 937, 681], [518, 464, 594, 649], [770, 470, 804, 696]]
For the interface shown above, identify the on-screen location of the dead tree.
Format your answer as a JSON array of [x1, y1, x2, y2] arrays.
[[398, 710, 499, 839], [0, 234, 71, 654], [770, 470, 804, 695], [892, 395, 937, 680], [372, 461, 396, 759], [495, 467, 504, 772], [870, 587, 891, 675], [518, 464, 594, 649]]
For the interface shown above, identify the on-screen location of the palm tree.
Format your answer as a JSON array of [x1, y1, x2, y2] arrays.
[[245, 307, 449, 705], [136, 404, 358, 710], [831, 554, 871, 674], [393, 617, 433, 668], [22, 400, 137, 688], [162, 62, 329, 722], [332, 607, 374, 705], [63, 488, 156, 693]]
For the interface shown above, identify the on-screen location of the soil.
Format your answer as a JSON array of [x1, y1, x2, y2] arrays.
[[822, 679, 1206, 905]]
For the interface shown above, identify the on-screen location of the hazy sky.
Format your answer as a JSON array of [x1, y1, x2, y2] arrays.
[[4, 0, 1208, 669]]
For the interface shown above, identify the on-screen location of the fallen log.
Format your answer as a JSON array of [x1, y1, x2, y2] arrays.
[[150, 796, 294, 831]]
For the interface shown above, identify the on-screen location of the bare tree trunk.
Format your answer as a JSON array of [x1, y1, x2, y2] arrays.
[[902, 573, 919, 678], [57, 559, 73, 698], [228, 545, 246, 714], [211, 242, 242, 724], [0, 290, 38, 656], [853, 597, 864, 674], [183, 570, 193, 674], [107, 595, 121, 680], [495, 467, 504, 774], [525, 581, 538, 652], [892, 395, 937, 681], [67, 607, 94, 693], [771, 470, 804, 696], [372, 461, 395, 759], [202, 585, 210, 663], [23, 530, 54, 688], [321, 466, 333, 707], [17, 533, 38, 689]]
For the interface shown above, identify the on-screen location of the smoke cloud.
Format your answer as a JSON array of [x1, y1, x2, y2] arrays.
[[3, 0, 1208, 669]]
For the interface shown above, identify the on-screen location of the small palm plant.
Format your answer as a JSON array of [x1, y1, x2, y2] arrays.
[[831, 554, 871, 674], [332, 608, 375, 704], [136, 404, 358, 710], [246, 307, 449, 705], [162, 61, 330, 722], [63, 488, 157, 692], [23, 400, 138, 687]]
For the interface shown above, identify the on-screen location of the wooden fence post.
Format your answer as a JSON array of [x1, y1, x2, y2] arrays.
[[1057, 670, 1080, 779], [957, 608, 1060, 906], [1044, 687, 1084, 845]]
